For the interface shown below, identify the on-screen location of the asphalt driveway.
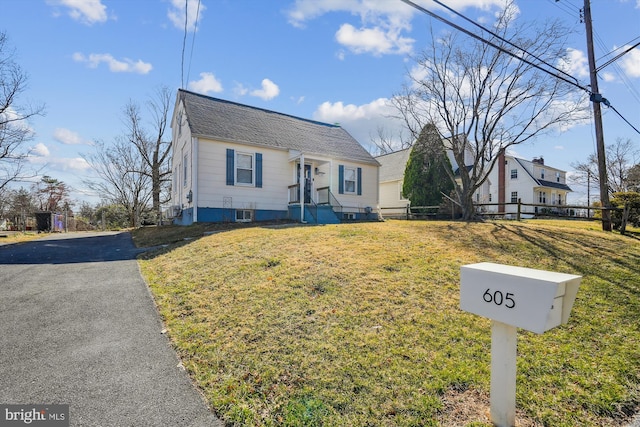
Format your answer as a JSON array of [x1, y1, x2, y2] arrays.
[[0, 232, 223, 426]]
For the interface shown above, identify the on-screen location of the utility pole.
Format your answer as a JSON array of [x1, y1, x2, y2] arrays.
[[583, 0, 612, 231]]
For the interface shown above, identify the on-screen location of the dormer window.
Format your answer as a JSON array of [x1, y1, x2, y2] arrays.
[[540, 168, 545, 180]]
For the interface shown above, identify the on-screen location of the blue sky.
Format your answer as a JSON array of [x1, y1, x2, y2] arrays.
[[2, 0, 639, 206]]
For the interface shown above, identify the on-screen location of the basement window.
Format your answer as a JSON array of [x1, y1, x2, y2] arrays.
[[236, 210, 253, 223]]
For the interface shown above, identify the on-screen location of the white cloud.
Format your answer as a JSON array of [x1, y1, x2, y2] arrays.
[[73, 52, 152, 74], [250, 79, 280, 100], [168, 0, 206, 32], [287, 0, 507, 57], [32, 143, 50, 157], [291, 96, 305, 105], [188, 72, 223, 94], [558, 48, 589, 79], [335, 23, 413, 56], [312, 98, 407, 151], [47, 0, 108, 25], [620, 46, 640, 78], [234, 82, 249, 97], [53, 128, 87, 145], [29, 155, 92, 172]]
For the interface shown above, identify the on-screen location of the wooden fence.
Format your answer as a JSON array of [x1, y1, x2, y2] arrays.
[[380, 200, 620, 222]]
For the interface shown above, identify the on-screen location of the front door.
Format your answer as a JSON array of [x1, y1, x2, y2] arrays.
[[297, 163, 312, 203]]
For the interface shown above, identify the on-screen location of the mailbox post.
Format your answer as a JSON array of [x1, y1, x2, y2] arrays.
[[460, 263, 582, 427]]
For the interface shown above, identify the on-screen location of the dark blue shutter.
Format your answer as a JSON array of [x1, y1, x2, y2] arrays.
[[255, 153, 263, 188], [226, 149, 234, 185], [338, 165, 344, 194], [357, 167, 362, 195]]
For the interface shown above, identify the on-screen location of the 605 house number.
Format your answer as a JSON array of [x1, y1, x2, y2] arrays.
[[483, 288, 516, 309]]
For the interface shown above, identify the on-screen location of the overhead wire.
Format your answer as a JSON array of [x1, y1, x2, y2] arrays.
[[429, 0, 582, 89], [180, 0, 188, 88], [400, 0, 640, 135], [398, 0, 591, 93], [186, 0, 202, 86]]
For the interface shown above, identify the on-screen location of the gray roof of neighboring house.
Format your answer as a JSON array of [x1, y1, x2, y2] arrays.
[[513, 158, 572, 192], [375, 148, 411, 182], [177, 89, 379, 165]]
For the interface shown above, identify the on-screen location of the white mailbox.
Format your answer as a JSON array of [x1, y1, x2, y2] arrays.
[[460, 262, 582, 334], [460, 262, 583, 427]]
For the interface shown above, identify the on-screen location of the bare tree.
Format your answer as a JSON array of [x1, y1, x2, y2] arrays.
[[627, 164, 640, 193], [125, 86, 173, 223], [392, 2, 587, 219], [0, 31, 45, 190], [369, 125, 413, 156], [571, 137, 639, 194], [84, 138, 152, 228]]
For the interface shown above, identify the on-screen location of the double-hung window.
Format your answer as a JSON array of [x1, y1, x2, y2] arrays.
[[236, 152, 253, 185], [183, 154, 188, 187], [511, 191, 518, 203], [510, 169, 518, 179], [344, 167, 356, 193], [539, 191, 547, 204]]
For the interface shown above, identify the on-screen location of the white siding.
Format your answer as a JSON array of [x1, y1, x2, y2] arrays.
[[197, 139, 290, 211], [333, 161, 378, 211]]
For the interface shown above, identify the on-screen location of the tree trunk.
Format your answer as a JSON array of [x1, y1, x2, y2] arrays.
[[460, 190, 476, 220]]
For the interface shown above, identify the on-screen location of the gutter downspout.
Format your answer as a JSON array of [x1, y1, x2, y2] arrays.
[[498, 150, 506, 213], [192, 136, 198, 223], [300, 153, 305, 223]]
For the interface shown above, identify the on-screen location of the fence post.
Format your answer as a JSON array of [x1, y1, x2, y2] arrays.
[[517, 199, 522, 221], [406, 204, 410, 220]]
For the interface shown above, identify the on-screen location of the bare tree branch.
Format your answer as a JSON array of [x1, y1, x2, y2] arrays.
[[392, 2, 587, 219], [0, 31, 45, 191]]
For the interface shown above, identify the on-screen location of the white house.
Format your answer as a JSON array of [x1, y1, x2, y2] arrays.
[[377, 147, 572, 218], [169, 89, 380, 225], [376, 149, 411, 217], [481, 152, 572, 217]]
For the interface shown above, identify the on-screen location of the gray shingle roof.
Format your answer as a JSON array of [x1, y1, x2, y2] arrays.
[[376, 148, 411, 182], [178, 89, 379, 165], [537, 179, 572, 191]]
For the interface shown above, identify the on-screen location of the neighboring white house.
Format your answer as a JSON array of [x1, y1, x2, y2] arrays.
[[377, 147, 572, 218], [376, 149, 411, 217], [169, 89, 380, 225], [483, 152, 572, 217]]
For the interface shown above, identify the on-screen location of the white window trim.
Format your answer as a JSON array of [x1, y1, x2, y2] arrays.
[[344, 167, 357, 194], [235, 152, 254, 186], [510, 169, 518, 179], [236, 209, 253, 222], [183, 153, 188, 187]]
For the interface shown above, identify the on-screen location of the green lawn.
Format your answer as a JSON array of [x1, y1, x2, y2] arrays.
[[136, 220, 640, 426]]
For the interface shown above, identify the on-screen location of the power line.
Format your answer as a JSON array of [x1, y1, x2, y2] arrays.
[[186, 0, 202, 86], [596, 41, 640, 73], [401, 0, 640, 136], [608, 104, 640, 135], [429, 0, 582, 89], [546, 0, 581, 18], [180, 0, 188, 88], [399, 0, 590, 93], [597, 35, 640, 62]]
